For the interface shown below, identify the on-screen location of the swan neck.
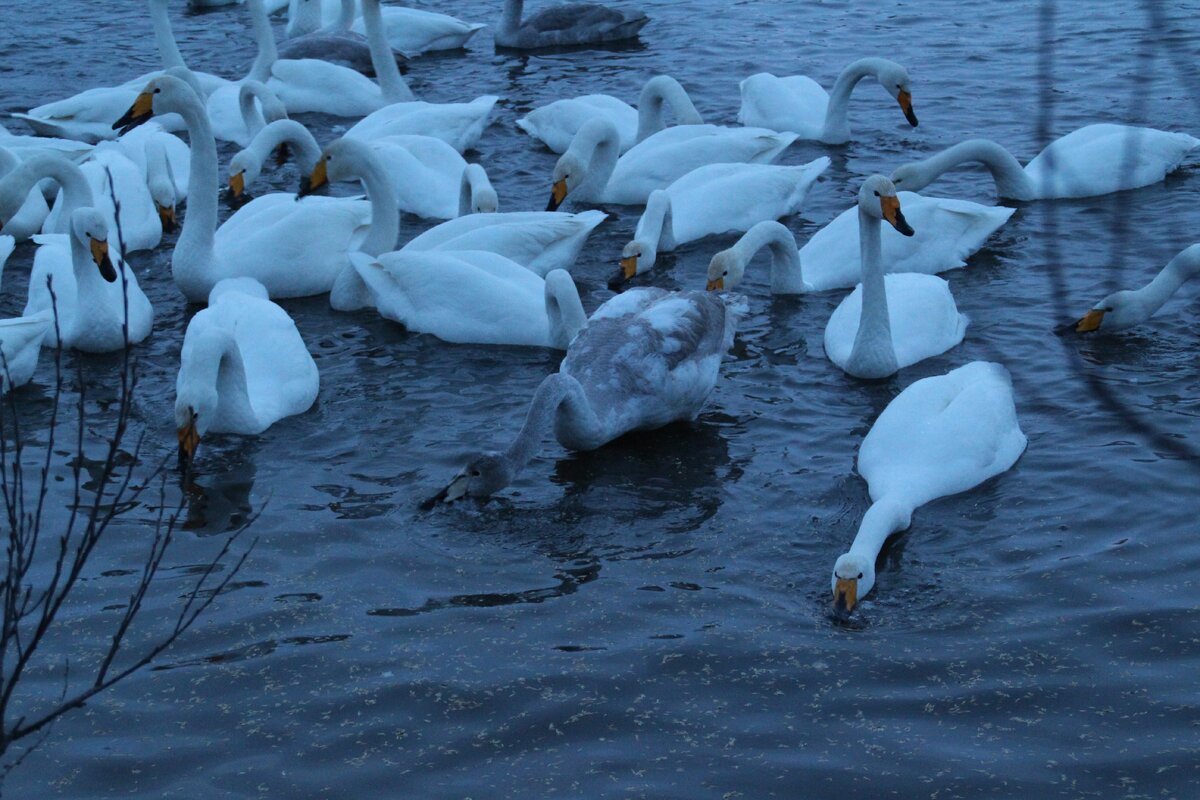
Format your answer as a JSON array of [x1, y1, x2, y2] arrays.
[[635, 191, 673, 258], [504, 372, 591, 471], [183, 329, 257, 430], [568, 123, 620, 203], [501, 0, 523, 34], [544, 273, 586, 350], [8, 157, 93, 234], [823, 58, 884, 140], [735, 222, 804, 293], [847, 208, 895, 372], [247, 0, 279, 83], [238, 82, 268, 140], [252, 120, 322, 174], [1135, 245, 1200, 314], [348, 147, 399, 256], [927, 140, 1032, 197], [635, 76, 702, 143], [177, 94, 219, 278], [149, 0, 187, 70], [334, 0, 356, 31], [361, 0, 413, 102], [848, 496, 914, 562]]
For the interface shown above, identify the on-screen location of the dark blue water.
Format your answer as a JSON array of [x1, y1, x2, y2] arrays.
[[2, 0, 1199, 796]]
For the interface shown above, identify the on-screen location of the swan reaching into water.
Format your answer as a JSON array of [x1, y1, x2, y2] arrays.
[[517, 75, 703, 154], [0, 148, 50, 242], [175, 277, 319, 466], [1068, 243, 1200, 334], [546, 118, 797, 209], [738, 58, 918, 144], [614, 158, 829, 286], [889, 125, 1199, 200], [429, 287, 736, 504], [832, 361, 1026, 613], [494, 0, 649, 50], [116, 75, 376, 302]]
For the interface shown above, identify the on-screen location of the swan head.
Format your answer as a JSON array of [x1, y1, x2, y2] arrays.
[[612, 239, 651, 289], [149, 181, 178, 234], [173, 394, 213, 471], [877, 62, 918, 127], [113, 73, 196, 135], [858, 175, 915, 237], [298, 138, 366, 197], [706, 247, 744, 292], [427, 453, 515, 506], [888, 161, 932, 193], [228, 150, 263, 204], [1071, 292, 1137, 334], [547, 153, 586, 212], [831, 552, 875, 614], [70, 209, 118, 283], [471, 184, 499, 214]]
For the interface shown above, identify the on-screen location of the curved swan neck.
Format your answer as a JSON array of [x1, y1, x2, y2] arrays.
[[252, 119, 322, 174], [503, 372, 594, 472], [544, 271, 586, 350], [336, 142, 399, 256], [635, 76, 703, 143], [149, 0, 187, 71], [1134, 244, 1200, 316], [919, 139, 1033, 198], [848, 496, 914, 562], [2, 156, 93, 235], [361, 0, 413, 102], [823, 58, 890, 142], [737, 221, 805, 293], [634, 191, 674, 260], [182, 328, 257, 430], [566, 121, 621, 204], [501, 0, 523, 35], [457, 164, 495, 216], [246, 0, 280, 83], [846, 208, 897, 377]]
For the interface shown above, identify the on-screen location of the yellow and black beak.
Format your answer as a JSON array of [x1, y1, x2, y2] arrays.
[[705, 276, 724, 292], [156, 202, 177, 233], [177, 408, 200, 470], [1074, 308, 1106, 333], [607, 255, 640, 291], [90, 238, 117, 283], [546, 178, 568, 212], [229, 171, 246, 199], [880, 195, 915, 237], [298, 157, 328, 198], [833, 577, 858, 614], [113, 90, 155, 135], [898, 90, 918, 127]]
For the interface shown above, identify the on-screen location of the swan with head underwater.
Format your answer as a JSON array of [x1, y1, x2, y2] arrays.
[[175, 277, 319, 468], [428, 286, 737, 505], [302, 138, 586, 348], [114, 74, 376, 303], [545, 117, 798, 209], [738, 58, 919, 143], [890, 125, 1199, 200], [0, 155, 153, 352], [517, 74, 704, 155], [1066, 243, 1200, 335], [832, 361, 1027, 614], [495, 0, 648, 49]]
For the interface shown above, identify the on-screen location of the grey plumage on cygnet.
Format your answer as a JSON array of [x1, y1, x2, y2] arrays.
[[495, 0, 650, 49]]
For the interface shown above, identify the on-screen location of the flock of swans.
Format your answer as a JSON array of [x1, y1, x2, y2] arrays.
[[1, 0, 1197, 615]]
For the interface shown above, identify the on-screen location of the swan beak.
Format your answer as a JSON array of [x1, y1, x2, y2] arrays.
[[298, 158, 328, 198], [156, 202, 177, 233], [833, 577, 858, 614], [113, 91, 155, 134], [90, 238, 117, 283], [229, 171, 245, 199], [898, 91, 918, 127], [1075, 308, 1106, 333], [547, 179, 568, 212], [881, 195, 915, 237], [274, 142, 290, 167], [705, 277, 724, 292], [177, 410, 200, 470]]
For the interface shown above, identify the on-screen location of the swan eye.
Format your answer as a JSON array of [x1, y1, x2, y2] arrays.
[[1105, 306, 1114, 312], [857, 572, 863, 580], [471, 470, 481, 477], [722, 270, 728, 277], [153, 88, 161, 94], [873, 190, 880, 197]]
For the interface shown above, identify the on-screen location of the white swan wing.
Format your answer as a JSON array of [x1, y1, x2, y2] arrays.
[[737, 73, 828, 137], [268, 59, 384, 116], [346, 97, 499, 153], [1024, 123, 1199, 199], [517, 95, 638, 154], [0, 311, 53, 392], [350, 7, 485, 54], [858, 361, 1027, 509]]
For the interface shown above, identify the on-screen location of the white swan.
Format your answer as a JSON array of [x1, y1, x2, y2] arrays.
[[430, 288, 735, 504], [495, 0, 649, 49], [402, 210, 607, 277], [889, 126, 1200, 200], [243, 0, 416, 116], [832, 361, 1026, 613], [0, 125, 94, 164], [117, 75, 376, 302], [547, 118, 798, 209], [42, 145, 164, 253], [0, 147, 50, 242], [345, 95, 499, 154], [738, 58, 919, 144], [233, 120, 497, 219], [109, 121, 191, 199], [145, 136, 180, 234], [1070, 243, 1200, 334], [517, 75, 703, 154], [615, 158, 829, 285], [26, 208, 153, 353], [207, 80, 289, 147], [175, 277, 319, 465], [0, 233, 52, 391], [13, 1, 225, 142], [349, 4, 485, 55], [706, 196, 1012, 296]]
